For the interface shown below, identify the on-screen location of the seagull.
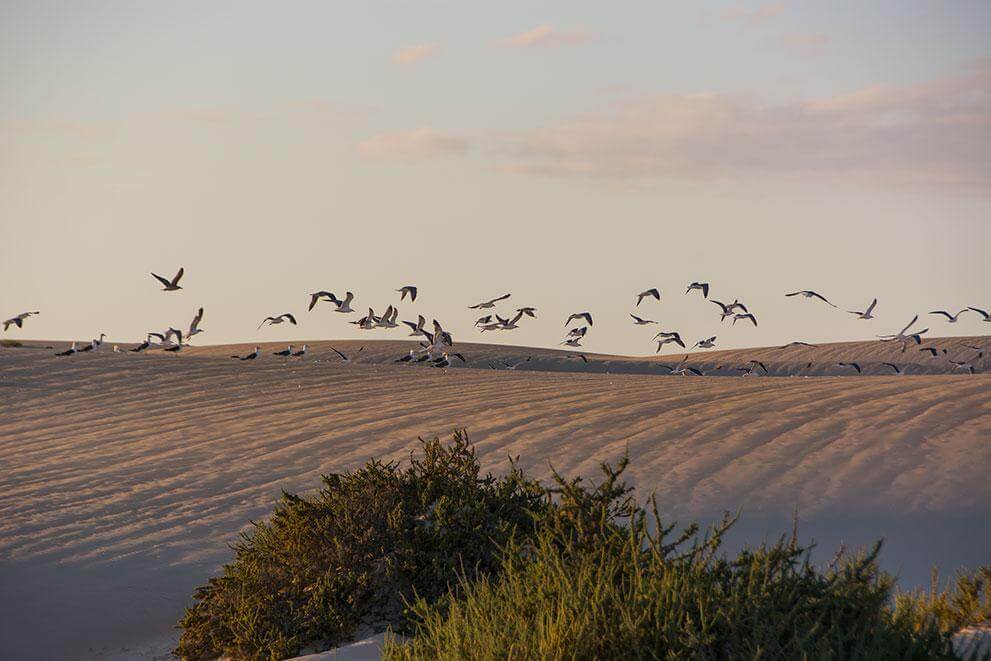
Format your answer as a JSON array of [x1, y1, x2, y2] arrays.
[[395, 349, 417, 364], [55, 342, 77, 356], [929, 309, 969, 323], [737, 361, 768, 376], [502, 356, 532, 370], [469, 293, 511, 309], [499, 311, 526, 330], [403, 315, 428, 337], [231, 347, 260, 360], [636, 288, 660, 306], [561, 337, 583, 347], [566, 354, 588, 363], [164, 343, 182, 353], [878, 315, 929, 351], [78, 333, 107, 352], [711, 299, 748, 321], [330, 346, 362, 362], [397, 285, 418, 302], [186, 307, 205, 341], [259, 313, 297, 329], [273, 345, 293, 357], [663, 356, 704, 376], [474, 315, 493, 327], [164, 328, 183, 346], [848, 298, 877, 320], [786, 290, 836, 307], [732, 313, 758, 327], [565, 312, 593, 327], [881, 362, 903, 375], [3, 311, 39, 331], [351, 309, 377, 329], [919, 347, 947, 358], [130, 334, 161, 352], [630, 314, 657, 325], [433, 352, 466, 369], [838, 362, 862, 374], [515, 307, 537, 318], [374, 305, 399, 329], [692, 336, 717, 349], [686, 282, 709, 298], [292, 344, 308, 357], [968, 307, 991, 322], [780, 341, 817, 349], [333, 292, 355, 313], [949, 360, 976, 374], [653, 331, 686, 351], [308, 291, 338, 311], [151, 267, 184, 291], [566, 326, 588, 339]]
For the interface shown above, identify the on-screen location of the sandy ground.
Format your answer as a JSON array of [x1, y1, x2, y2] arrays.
[[1, 338, 989, 659]]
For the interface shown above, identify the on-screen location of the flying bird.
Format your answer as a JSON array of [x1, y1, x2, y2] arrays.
[[566, 354, 588, 363], [929, 309, 969, 323], [561, 337, 583, 347], [732, 313, 758, 327], [403, 315, 428, 337], [967, 307, 991, 322], [469, 293, 511, 309], [3, 311, 39, 331], [636, 288, 660, 306], [786, 290, 836, 307], [686, 282, 710, 298], [474, 315, 493, 327], [780, 341, 817, 349], [654, 331, 686, 351], [565, 312, 593, 327], [566, 326, 588, 339], [881, 362, 903, 375], [838, 362, 862, 374], [151, 267, 184, 291], [332, 292, 355, 313], [433, 352, 466, 369], [949, 360, 976, 374], [692, 336, 717, 349], [516, 307, 537, 318], [848, 298, 877, 320], [630, 314, 657, 326], [330, 346, 362, 362], [663, 356, 704, 376], [259, 313, 297, 329], [187, 307, 205, 341], [711, 299, 748, 321], [397, 285, 418, 302], [308, 291, 338, 311]]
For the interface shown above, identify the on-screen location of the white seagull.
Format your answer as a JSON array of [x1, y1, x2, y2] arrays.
[[653, 331, 686, 351], [848, 298, 877, 320], [3, 311, 39, 331], [786, 290, 836, 307], [333, 292, 355, 313], [692, 336, 717, 349], [732, 313, 758, 327], [469, 293, 511, 309], [231, 346, 260, 360], [565, 312, 593, 327], [403, 315, 429, 337], [929, 309, 969, 323], [711, 299, 748, 321], [686, 282, 710, 298], [292, 344, 308, 357], [55, 342, 77, 356], [186, 307, 205, 342], [636, 288, 660, 306], [151, 267, 184, 291], [273, 345, 293, 357], [308, 291, 338, 311], [259, 313, 297, 330], [630, 314, 657, 326]]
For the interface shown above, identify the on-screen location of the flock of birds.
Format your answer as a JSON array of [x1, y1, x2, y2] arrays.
[[3, 267, 989, 376]]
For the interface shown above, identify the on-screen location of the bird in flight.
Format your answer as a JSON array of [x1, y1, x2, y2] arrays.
[[565, 312, 593, 327], [258, 313, 297, 330], [636, 288, 660, 306], [929, 309, 969, 323], [469, 293, 511, 309], [308, 291, 338, 311], [711, 299, 747, 321], [516, 307, 537, 318], [686, 282, 710, 298], [692, 336, 717, 349], [780, 341, 817, 349], [786, 290, 836, 307], [848, 298, 877, 320], [630, 314, 657, 326], [838, 362, 862, 374], [187, 308, 205, 342], [881, 362, 903, 375], [732, 312, 758, 327], [433, 352, 466, 369], [151, 267, 184, 291], [397, 285, 418, 302], [654, 331, 686, 351], [968, 307, 991, 322], [3, 311, 39, 331]]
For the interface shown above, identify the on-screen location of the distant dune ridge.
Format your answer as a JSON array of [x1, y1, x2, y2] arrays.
[[1, 337, 989, 659]]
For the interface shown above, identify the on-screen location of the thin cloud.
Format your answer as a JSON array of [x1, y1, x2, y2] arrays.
[[358, 128, 469, 160], [779, 32, 829, 56], [392, 43, 441, 65], [496, 25, 594, 49], [504, 61, 991, 190], [722, 1, 788, 23]]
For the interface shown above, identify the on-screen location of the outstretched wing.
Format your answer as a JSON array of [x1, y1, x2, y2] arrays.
[[151, 272, 173, 288], [171, 267, 184, 286]]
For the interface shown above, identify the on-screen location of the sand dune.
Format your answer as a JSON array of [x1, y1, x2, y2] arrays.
[[1, 338, 989, 659]]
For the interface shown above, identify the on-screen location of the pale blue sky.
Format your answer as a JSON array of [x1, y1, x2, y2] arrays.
[[2, 1, 989, 352]]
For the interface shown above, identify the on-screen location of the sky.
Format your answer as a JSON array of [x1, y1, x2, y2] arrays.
[[1, 0, 989, 354]]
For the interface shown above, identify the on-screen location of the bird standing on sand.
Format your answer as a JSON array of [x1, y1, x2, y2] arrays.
[[397, 285, 418, 302], [55, 342, 77, 356], [929, 309, 969, 323], [151, 267, 184, 291], [786, 290, 836, 307], [259, 313, 297, 329], [686, 282, 710, 298], [848, 299, 877, 320], [291, 345, 308, 357], [636, 288, 660, 306], [273, 345, 293, 357], [469, 293, 511, 309], [231, 347, 260, 360], [3, 311, 39, 331]]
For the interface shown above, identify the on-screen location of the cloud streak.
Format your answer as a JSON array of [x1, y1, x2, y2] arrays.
[[504, 62, 991, 190], [358, 128, 469, 160], [392, 43, 440, 65], [721, 1, 788, 23], [495, 25, 593, 49]]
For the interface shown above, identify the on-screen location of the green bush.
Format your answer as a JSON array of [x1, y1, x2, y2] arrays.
[[895, 566, 991, 635], [175, 430, 546, 660], [387, 456, 958, 660]]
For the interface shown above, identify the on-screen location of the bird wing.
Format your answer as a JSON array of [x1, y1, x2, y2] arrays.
[[171, 267, 184, 286], [331, 347, 347, 360], [929, 311, 952, 319], [968, 307, 989, 318], [865, 299, 877, 314], [785, 291, 803, 297], [811, 292, 835, 306], [151, 272, 173, 288], [701, 283, 709, 298], [285, 313, 297, 325], [898, 315, 919, 335]]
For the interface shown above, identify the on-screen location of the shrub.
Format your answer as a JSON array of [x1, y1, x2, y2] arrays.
[[387, 457, 958, 660], [175, 430, 546, 660], [895, 566, 991, 635]]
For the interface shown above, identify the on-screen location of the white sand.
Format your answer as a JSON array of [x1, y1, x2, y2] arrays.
[[1, 338, 989, 659]]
